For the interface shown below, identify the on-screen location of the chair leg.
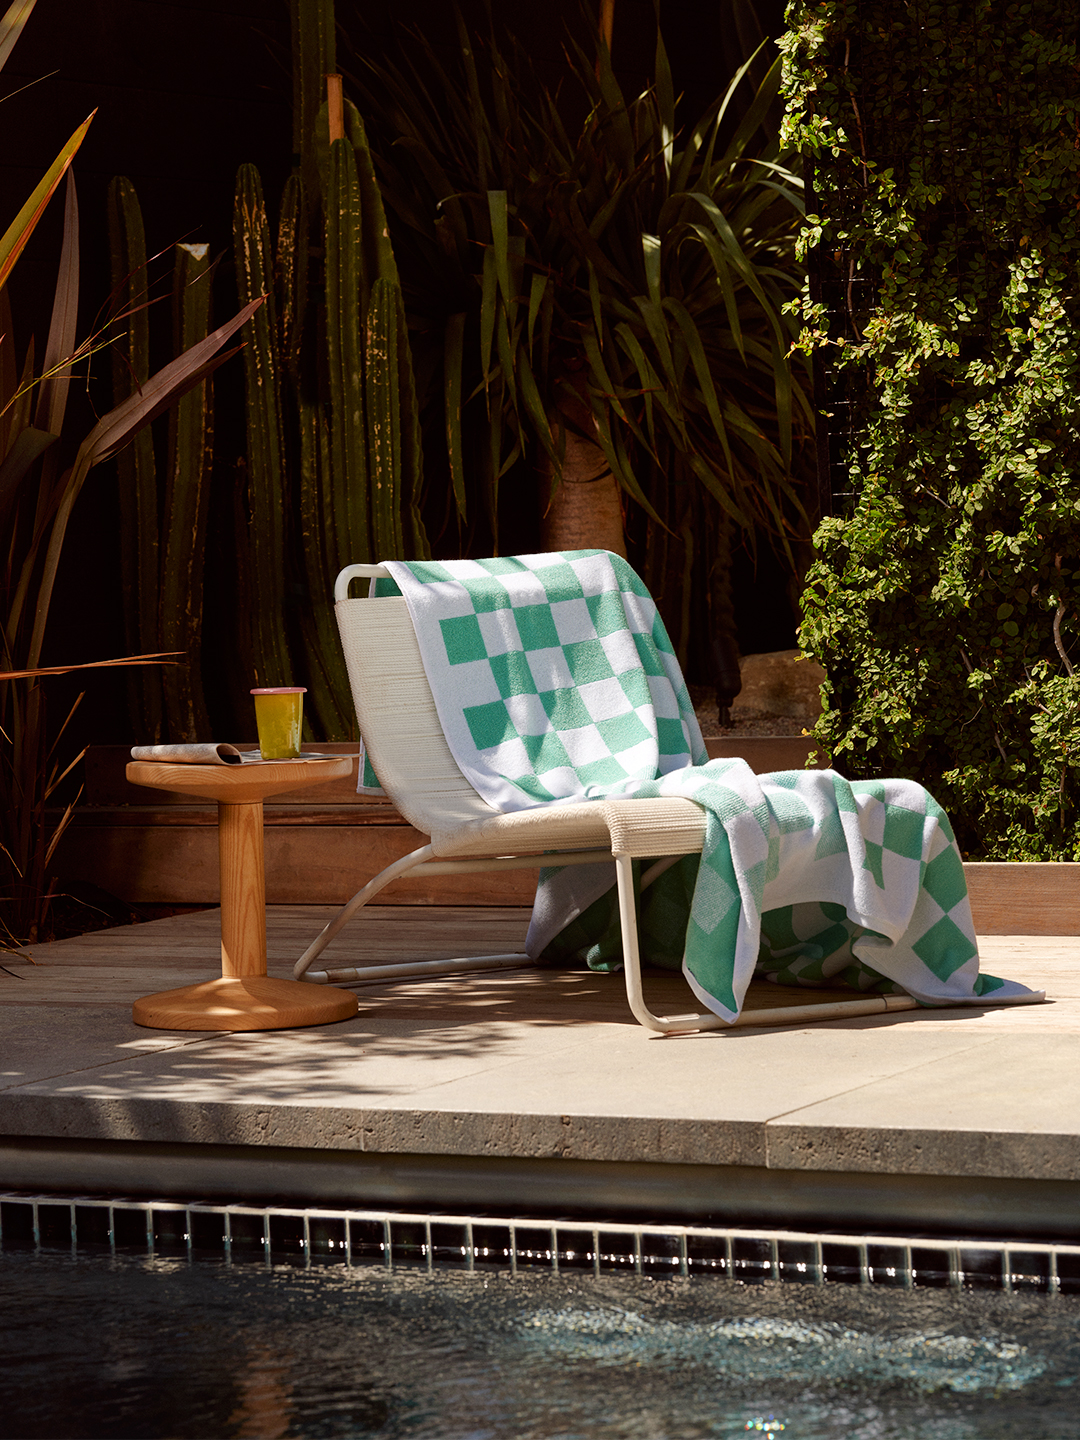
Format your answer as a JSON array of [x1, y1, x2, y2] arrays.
[[296, 843, 918, 1026], [293, 844, 433, 979], [614, 852, 718, 1033], [613, 852, 920, 1033], [293, 842, 531, 986], [305, 953, 539, 986]]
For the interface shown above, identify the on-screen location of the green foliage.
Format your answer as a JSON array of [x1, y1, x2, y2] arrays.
[[0, 0, 257, 940], [349, 8, 814, 660], [782, 0, 1080, 858]]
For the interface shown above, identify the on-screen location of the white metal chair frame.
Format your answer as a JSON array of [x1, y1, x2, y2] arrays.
[[293, 564, 918, 1033]]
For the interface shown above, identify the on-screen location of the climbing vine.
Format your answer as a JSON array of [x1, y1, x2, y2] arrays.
[[780, 0, 1080, 858]]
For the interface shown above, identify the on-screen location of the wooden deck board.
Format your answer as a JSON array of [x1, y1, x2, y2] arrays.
[[0, 905, 877, 1019]]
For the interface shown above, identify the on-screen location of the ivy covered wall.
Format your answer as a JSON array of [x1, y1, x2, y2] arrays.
[[780, 0, 1080, 859]]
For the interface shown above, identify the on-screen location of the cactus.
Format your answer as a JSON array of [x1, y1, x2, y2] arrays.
[[290, 0, 335, 221], [233, 163, 293, 689], [107, 185, 254, 741], [297, 397, 354, 737], [289, 173, 354, 736], [324, 136, 369, 564], [160, 242, 214, 739], [107, 177, 162, 741], [277, 175, 307, 380], [365, 277, 406, 561], [280, 170, 354, 736], [229, 0, 430, 737]]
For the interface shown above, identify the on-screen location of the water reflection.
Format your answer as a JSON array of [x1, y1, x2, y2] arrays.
[[1, 1251, 1078, 1439], [515, 1306, 1047, 1392], [228, 1348, 292, 1439]]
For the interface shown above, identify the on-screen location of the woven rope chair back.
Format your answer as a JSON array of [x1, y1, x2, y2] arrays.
[[334, 594, 497, 835]]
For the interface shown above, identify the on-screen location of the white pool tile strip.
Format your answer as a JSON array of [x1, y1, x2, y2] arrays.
[[3, 1192, 1078, 1294]]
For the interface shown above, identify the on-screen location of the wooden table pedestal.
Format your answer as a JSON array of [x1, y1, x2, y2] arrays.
[[126, 757, 359, 1032]]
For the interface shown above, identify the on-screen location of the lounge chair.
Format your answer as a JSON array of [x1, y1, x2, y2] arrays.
[[292, 563, 920, 1032]]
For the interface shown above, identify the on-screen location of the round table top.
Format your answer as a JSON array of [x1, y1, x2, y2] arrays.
[[126, 754, 353, 804]]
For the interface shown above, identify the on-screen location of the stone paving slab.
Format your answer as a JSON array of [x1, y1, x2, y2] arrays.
[[0, 908, 1074, 1190]]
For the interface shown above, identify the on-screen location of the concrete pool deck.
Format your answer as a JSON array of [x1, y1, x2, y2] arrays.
[[1, 905, 1078, 1240]]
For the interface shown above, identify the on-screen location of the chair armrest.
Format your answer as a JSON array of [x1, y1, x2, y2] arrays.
[[429, 800, 612, 857], [602, 796, 706, 857]]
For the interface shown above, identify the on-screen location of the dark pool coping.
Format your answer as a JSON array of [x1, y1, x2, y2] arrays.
[[3, 1135, 1078, 1241]]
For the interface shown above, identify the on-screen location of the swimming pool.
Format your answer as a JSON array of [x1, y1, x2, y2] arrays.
[[3, 1195, 1079, 1439], [4, 1248, 1079, 1438]]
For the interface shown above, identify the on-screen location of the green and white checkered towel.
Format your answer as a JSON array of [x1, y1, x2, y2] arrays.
[[366, 550, 1042, 1020], [371, 550, 706, 804]]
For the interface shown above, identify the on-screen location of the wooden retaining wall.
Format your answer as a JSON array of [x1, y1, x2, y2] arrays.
[[51, 745, 1080, 933]]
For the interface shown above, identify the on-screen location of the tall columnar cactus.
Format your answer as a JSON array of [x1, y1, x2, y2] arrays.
[[365, 276, 408, 561], [107, 177, 162, 740], [324, 135, 369, 564], [161, 242, 214, 738], [233, 164, 293, 690], [108, 182, 255, 741], [291, 0, 335, 218], [231, 0, 428, 738]]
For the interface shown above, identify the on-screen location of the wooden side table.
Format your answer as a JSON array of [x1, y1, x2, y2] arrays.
[[126, 756, 359, 1031]]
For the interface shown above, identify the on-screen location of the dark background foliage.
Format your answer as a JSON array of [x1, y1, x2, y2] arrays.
[[783, 0, 1080, 858], [0, 0, 794, 750]]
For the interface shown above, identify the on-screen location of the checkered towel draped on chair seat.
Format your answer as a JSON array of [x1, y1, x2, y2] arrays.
[[365, 550, 1040, 1022]]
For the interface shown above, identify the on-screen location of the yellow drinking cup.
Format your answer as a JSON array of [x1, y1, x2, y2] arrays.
[[250, 686, 306, 760]]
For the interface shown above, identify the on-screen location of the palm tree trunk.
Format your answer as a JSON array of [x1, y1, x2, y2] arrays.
[[539, 379, 626, 556]]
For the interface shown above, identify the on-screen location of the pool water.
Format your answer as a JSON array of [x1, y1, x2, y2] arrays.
[[2, 1250, 1079, 1439]]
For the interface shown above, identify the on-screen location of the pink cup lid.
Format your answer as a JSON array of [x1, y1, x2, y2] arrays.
[[250, 686, 307, 694]]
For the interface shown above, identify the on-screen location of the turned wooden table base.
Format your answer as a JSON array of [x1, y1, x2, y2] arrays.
[[126, 757, 358, 1031]]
